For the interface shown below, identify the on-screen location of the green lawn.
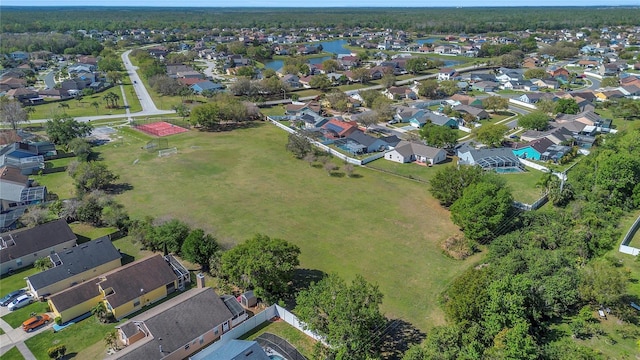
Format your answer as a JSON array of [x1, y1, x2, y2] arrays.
[[241, 320, 317, 359], [1, 301, 49, 329], [68, 223, 118, 243], [0, 266, 38, 298], [83, 122, 479, 331], [260, 105, 286, 117], [28, 87, 132, 120], [0, 347, 24, 360], [365, 157, 455, 183], [24, 315, 119, 360], [0, 327, 4, 335], [501, 168, 546, 204], [32, 157, 75, 200]]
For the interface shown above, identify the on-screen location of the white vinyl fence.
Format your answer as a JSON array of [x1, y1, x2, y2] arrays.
[[619, 214, 640, 256]]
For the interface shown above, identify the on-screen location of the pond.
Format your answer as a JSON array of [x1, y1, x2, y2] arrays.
[[416, 38, 440, 45], [262, 39, 352, 70]]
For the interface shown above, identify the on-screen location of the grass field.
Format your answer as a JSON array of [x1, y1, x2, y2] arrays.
[[501, 169, 546, 204], [1, 302, 49, 329], [36, 122, 479, 331], [0, 347, 24, 360], [28, 85, 141, 120], [0, 267, 37, 298], [241, 320, 316, 359]]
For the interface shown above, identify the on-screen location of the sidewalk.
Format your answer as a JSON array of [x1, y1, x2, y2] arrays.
[[0, 313, 50, 359]]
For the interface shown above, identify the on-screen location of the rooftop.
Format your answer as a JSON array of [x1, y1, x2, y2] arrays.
[[0, 219, 77, 265]]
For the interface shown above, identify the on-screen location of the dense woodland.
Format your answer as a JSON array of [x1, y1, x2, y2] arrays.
[[2, 7, 640, 34]]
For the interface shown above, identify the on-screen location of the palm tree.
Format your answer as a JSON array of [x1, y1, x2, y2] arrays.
[[91, 101, 100, 115], [24, 106, 35, 120], [102, 93, 113, 108], [111, 92, 120, 108]]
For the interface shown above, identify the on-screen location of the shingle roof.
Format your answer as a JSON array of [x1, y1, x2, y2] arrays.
[[100, 254, 178, 309], [0, 219, 77, 265], [27, 238, 122, 292], [0, 165, 27, 185], [115, 288, 234, 360], [49, 279, 101, 312]]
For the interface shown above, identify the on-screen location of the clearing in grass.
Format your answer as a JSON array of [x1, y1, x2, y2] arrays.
[[91, 123, 478, 331]]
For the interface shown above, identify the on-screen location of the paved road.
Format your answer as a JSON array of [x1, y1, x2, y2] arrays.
[[29, 51, 174, 124], [586, 75, 601, 90], [42, 71, 56, 90]]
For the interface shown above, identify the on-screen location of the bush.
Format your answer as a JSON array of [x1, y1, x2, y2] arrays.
[[54, 316, 62, 325], [47, 344, 66, 359], [441, 234, 476, 260]]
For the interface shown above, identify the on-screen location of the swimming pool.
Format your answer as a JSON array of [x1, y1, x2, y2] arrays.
[[495, 167, 524, 174], [269, 355, 285, 360]]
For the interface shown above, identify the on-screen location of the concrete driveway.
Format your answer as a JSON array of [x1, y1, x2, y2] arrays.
[[0, 302, 51, 359]]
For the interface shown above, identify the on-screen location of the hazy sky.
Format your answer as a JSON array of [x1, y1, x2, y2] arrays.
[[1, 0, 639, 6]]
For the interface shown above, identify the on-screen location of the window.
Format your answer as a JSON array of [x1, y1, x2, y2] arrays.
[[133, 298, 140, 307], [214, 327, 219, 335], [16, 258, 22, 266]]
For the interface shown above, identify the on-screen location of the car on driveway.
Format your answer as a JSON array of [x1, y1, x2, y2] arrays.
[[22, 314, 51, 332], [0, 289, 26, 306], [8, 294, 34, 311]]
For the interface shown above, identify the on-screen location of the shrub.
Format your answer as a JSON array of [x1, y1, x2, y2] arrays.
[[54, 316, 62, 325], [441, 234, 476, 260]]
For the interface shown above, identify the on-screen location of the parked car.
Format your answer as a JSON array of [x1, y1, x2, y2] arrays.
[[8, 294, 34, 311], [0, 289, 26, 306], [22, 314, 51, 332]]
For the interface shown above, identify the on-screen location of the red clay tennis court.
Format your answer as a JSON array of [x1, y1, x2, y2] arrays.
[[135, 121, 188, 137]]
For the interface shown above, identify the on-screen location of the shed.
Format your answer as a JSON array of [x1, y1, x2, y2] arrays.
[[239, 290, 257, 308]]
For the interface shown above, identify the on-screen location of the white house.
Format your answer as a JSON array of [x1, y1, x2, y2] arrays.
[[385, 141, 447, 165]]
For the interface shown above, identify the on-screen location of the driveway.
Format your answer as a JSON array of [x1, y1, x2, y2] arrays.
[[0, 304, 50, 359]]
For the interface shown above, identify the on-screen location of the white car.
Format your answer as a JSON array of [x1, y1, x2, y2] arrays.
[[8, 294, 34, 311]]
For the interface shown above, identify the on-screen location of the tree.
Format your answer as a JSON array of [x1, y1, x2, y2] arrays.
[[295, 274, 385, 360], [578, 260, 629, 307], [68, 161, 119, 195], [67, 138, 92, 161], [104, 330, 119, 352], [101, 201, 130, 232], [351, 67, 370, 84], [600, 77, 619, 87], [536, 98, 556, 114], [220, 234, 300, 303], [381, 73, 396, 88], [344, 163, 355, 177], [524, 68, 547, 80], [555, 98, 579, 115], [20, 206, 51, 227], [483, 96, 509, 114], [190, 103, 220, 129], [418, 79, 439, 98], [34, 257, 53, 272], [357, 111, 379, 131], [322, 59, 340, 73], [371, 97, 394, 123], [405, 57, 426, 74], [450, 181, 513, 242], [611, 98, 640, 120], [46, 114, 92, 146], [0, 98, 28, 130], [439, 80, 459, 97], [91, 101, 100, 115], [286, 132, 312, 159], [148, 219, 190, 254], [429, 165, 485, 207], [106, 71, 123, 84], [47, 344, 67, 360], [419, 123, 458, 149], [181, 229, 220, 272], [359, 89, 383, 108], [518, 111, 550, 131], [324, 162, 337, 176], [309, 74, 332, 90], [472, 123, 508, 147], [500, 53, 521, 68]]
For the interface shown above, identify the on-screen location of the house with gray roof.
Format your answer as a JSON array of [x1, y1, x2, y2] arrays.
[[26, 237, 122, 298], [453, 104, 490, 120], [109, 287, 246, 360], [345, 130, 388, 153], [520, 126, 574, 145], [0, 142, 47, 175], [425, 111, 459, 128], [193, 340, 270, 360], [385, 141, 447, 165], [0, 219, 77, 275], [457, 145, 524, 172]]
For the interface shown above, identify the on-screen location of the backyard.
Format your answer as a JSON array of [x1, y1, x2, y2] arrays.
[[34, 121, 479, 332]]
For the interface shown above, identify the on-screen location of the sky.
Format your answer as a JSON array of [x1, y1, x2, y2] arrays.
[[1, 0, 639, 7]]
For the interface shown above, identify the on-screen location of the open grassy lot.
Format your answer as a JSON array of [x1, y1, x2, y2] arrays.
[[66, 122, 479, 331], [366, 157, 455, 183], [0, 347, 24, 360], [28, 86, 138, 120], [241, 320, 316, 359], [501, 168, 546, 204]]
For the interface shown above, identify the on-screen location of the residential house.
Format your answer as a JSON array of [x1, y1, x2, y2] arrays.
[[595, 89, 625, 101], [297, 109, 327, 129], [438, 68, 457, 81], [385, 141, 447, 165], [0, 166, 29, 213], [384, 86, 417, 100], [9, 51, 29, 61], [621, 85, 640, 97], [338, 55, 360, 69], [547, 67, 570, 80], [281, 74, 301, 89], [320, 119, 359, 139], [5, 88, 39, 103], [108, 287, 247, 360], [450, 94, 483, 107], [26, 238, 122, 298], [520, 126, 574, 145], [0, 142, 53, 174], [191, 81, 224, 94], [48, 254, 188, 322], [471, 81, 499, 92], [425, 111, 459, 128], [468, 73, 497, 83], [0, 219, 77, 275], [285, 101, 321, 115], [394, 106, 425, 124], [177, 70, 204, 80], [512, 138, 555, 160], [457, 146, 524, 172], [496, 69, 524, 83], [0, 77, 27, 90], [193, 340, 271, 360], [148, 47, 169, 59], [599, 63, 620, 77], [518, 92, 558, 104], [453, 104, 490, 120], [345, 130, 389, 153]]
